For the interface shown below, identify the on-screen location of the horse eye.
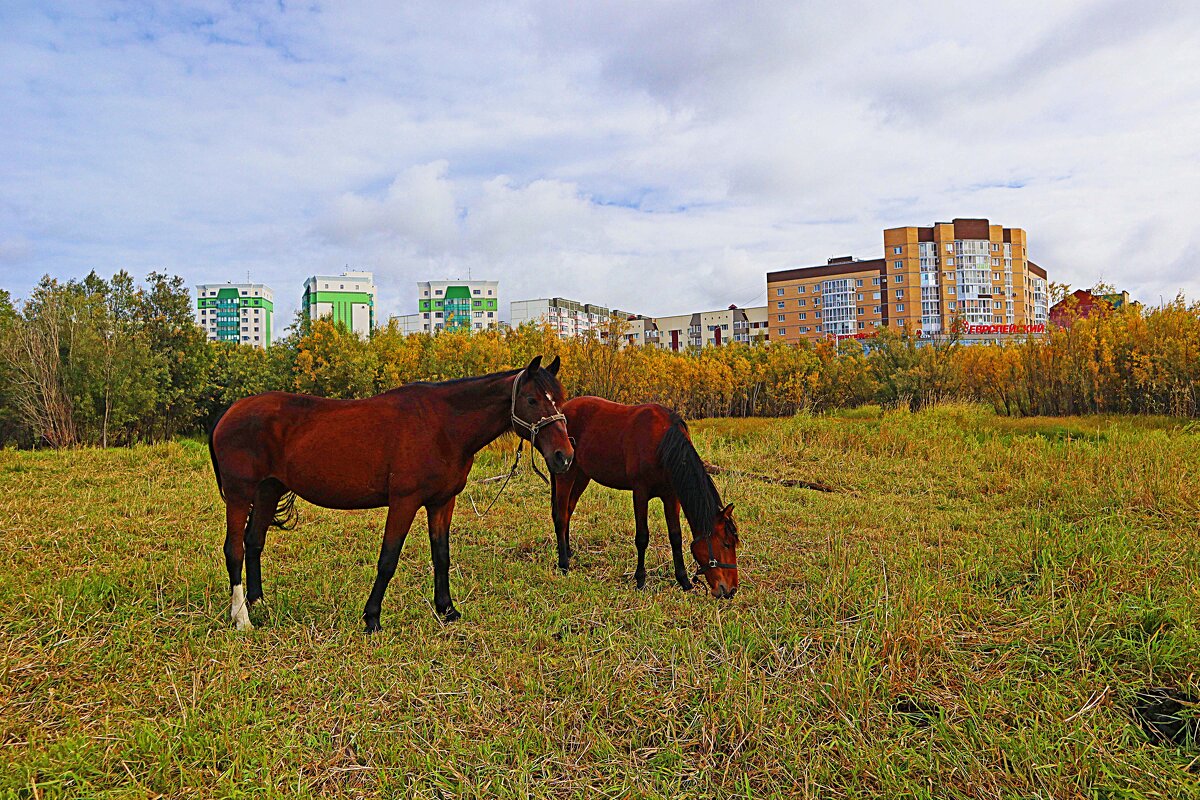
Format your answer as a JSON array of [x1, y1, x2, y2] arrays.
[[527, 397, 537, 406]]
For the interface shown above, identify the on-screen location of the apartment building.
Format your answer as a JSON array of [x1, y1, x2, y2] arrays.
[[302, 270, 376, 337], [195, 282, 273, 348], [409, 280, 500, 333], [768, 219, 1050, 344], [510, 297, 611, 338], [653, 305, 770, 351]]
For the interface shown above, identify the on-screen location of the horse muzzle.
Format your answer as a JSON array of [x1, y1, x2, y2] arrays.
[[549, 449, 573, 474]]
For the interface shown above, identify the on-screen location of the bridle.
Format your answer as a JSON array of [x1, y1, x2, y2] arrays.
[[695, 529, 737, 575], [509, 369, 567, 444]]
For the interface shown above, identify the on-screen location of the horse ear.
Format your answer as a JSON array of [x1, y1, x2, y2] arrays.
[[525, 355, 542, 373], [546, 355, 561, 376], [721, 503, 735, 517]]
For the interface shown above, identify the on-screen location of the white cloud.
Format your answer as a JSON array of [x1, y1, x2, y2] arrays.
[[1, 0, 1199, 326]]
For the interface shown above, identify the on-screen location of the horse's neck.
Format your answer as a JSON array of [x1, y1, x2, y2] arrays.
[[446, 373, 517, 457]]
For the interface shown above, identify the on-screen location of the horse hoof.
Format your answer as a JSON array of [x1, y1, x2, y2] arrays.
[[364, 620, 382, 634], [678, 580, 694, 591], [557, 564, 570, 575], [440, 606, 461, 623]]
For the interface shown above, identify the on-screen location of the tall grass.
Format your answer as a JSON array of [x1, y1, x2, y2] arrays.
[[1, 405, 1198, 798]]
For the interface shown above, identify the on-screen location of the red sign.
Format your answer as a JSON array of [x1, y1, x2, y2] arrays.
[[964, 324, 1045, 335]]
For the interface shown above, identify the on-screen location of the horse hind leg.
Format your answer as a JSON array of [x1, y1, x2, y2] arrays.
[[222, 493, 253, 631], [245, 479, 286, 607]]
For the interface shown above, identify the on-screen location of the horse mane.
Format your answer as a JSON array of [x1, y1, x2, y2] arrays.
[[656, 413, 725, 539], [392, 366, 564, 399]]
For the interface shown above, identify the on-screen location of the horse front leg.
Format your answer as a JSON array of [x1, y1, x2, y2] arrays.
[[551, 471, 577, 573], [633, 489, 650, 590], [363, 497, 420, 633], [427, 498, 461, 622], [663, 495, 693, 591]]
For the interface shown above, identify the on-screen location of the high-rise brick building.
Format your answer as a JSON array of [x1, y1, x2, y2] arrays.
[[767, 219, 1049, 344]]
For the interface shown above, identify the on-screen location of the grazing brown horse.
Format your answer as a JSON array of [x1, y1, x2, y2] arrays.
[[208, 356, 573, 632], [551, 396, 738, 598]]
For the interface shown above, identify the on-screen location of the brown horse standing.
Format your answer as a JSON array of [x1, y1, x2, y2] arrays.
[[551, 396, 738, 598], [208, 356, 573, 632]]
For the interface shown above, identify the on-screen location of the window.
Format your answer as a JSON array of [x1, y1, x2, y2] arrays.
[[797, 299, 806, 307], [948, 301, 956, 310], [948, 287, 956, 295], [857, 294, 863, 301], [893, 260, 902, 270], [475, 311, 483, 317], [488, 312, 494, 318], [340, 285, 344, 289], [856, 279, 863, 287], [423, 313, 429, 319], [858, 321, 865, 330], [435, 290, 443, 296], [946, 258, 954, 266], [872, 277, 881, 286], [777, 314, 786, 322], [892, 246, 902, 254], [946, 244, 952, 252], [873, 292, 881, 300], [815, 311, 822, 319], [816, 325, 823, 332], [894, 275, 903, 283], [873, 306, 880, 314], [777, 301, 785, 309], [777, 328, 787, 336], [895, 290, 904, 300], [474, 289, 481, 295], [776, 288, 784, 296], [799, 326, 808, 333], [857, 307, 864, 316], [992, 258, 999, 266], [435, 312, 443, 318], [897, 318, 905, 326], [797, 285, 806, 294], [799, 312, 807, 320]]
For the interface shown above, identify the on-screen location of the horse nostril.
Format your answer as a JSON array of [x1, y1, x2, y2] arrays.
[[728, 586, 737, 597]]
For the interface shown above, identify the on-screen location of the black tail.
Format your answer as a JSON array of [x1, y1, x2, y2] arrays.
[[207, 407, 228, 501], [269, 490, 298, 530], [657, 414, 721, 537]]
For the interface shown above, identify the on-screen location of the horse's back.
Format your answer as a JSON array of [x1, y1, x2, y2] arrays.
[[561, 396, 678, 491], [212, 390, 430, 508]]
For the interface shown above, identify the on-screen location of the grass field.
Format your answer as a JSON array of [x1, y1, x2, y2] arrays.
[[2, 404, 1199, 798]]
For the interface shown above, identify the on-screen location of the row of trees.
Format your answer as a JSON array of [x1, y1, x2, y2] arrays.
[[2, 271, 1197, 448]]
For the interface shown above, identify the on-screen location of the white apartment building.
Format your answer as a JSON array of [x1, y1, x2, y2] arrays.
[[510, 297, 612, 338], [302, 270, 376, 337], [195, 282, 274, 348]]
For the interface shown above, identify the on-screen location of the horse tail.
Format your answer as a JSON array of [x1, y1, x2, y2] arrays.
[[656, 412, 720, 537], [269, 490, 299, 530], [207, 407, 228, 501]]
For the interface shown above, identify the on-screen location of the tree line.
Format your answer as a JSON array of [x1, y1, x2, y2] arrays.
[[1, 271, 1197, 448]]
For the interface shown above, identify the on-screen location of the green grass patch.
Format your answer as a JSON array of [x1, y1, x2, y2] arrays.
[[1, 405, 1198, 797]]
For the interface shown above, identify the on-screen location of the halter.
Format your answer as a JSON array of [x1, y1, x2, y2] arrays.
[[695, 530, 738, 574], [510, 369, 567, 445]]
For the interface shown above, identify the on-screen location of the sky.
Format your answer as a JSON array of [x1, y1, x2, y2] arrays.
[[2, 1, 1199, 331]]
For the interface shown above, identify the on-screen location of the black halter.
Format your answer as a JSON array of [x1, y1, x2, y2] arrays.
[[695, 531, 737, 574]]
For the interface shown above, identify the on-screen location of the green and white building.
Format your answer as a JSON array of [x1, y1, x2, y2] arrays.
[[405, 280, 500, 334], [195, 283, 274, 348], [302, 270, 376, 337]]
